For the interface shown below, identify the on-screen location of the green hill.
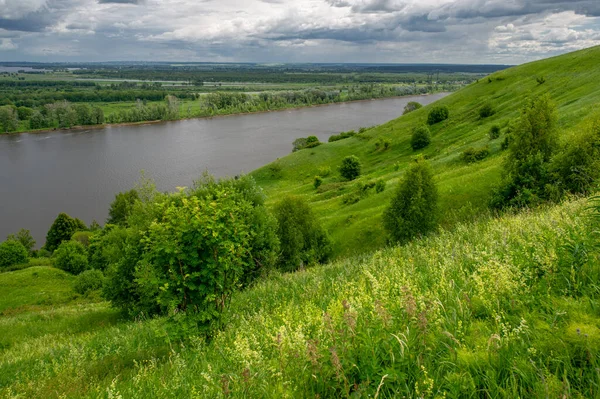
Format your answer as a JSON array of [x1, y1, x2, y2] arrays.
[[252, 45, 600, 257]]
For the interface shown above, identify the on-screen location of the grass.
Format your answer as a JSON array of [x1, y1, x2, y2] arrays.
[[251, 45, 600, 258], [0, 196, 598, 397]]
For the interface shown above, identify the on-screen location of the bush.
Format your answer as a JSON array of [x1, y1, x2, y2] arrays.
[[489, 125, 501, 140], [339, 155, 361, 180], [6, 229, 35, 255], [317, 166, 331, 177], [403, 101, 422, 115], [107, 189, 139, 226], [384, 157, 438, 243], [0, 240, 29, 268], [45, 213, 86, 253], [375, 137, 391, 151], [479, 103, 495, 118], [74, 269, 105, 294], [54, 241, 88, 275], [71, 231, 94, 247], [375, 179, 386, 193], [313, 176, 323, 189], [293, 136, 320, 151], [461, 146, 490, 163], [329, 130, 356, 142], [411, 125, 432, 150], [427, 106, 449, 125], [273, 197, 332, 272]]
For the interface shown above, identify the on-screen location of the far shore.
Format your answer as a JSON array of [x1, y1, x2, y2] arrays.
[[2, 93, 448, 136]]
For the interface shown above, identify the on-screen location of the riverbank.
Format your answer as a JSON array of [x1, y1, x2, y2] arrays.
[[3, 93, 448, 136]]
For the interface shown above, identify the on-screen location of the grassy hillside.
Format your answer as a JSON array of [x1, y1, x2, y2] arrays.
[[252, 45, 600, 257], [0, 196, 598, 397]]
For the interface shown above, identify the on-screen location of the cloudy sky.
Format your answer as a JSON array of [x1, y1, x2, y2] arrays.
[[0, 0, 599, 64]]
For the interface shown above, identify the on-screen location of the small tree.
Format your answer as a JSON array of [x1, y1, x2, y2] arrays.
[[411, 125, 432, 150], [53, 241, 89, 275], [274, 196, 331, 272], [45, 213, 84, 253], [0, 106, 19, 133], [384, 158, 438, 243], [479, 103, 495, 118], [427, 106, 449, 125], [107, 189, 139, 226], [0, 240, 29, 268], [340, 155, 361, 180], [403, 101, 422, 115], [6, 229, 35, 255]]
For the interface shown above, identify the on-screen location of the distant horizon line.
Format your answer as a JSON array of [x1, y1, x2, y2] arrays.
[[0, 61, 514, 67]]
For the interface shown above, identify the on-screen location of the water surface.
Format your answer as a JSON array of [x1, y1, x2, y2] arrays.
[[0, 93, 448, 245]]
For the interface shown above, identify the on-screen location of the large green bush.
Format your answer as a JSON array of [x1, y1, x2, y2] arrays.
[[403, 101, 422, 115], [479, 103, 495, 118], [45, 213, 86, 253], [427, 106, 449, 125], [6, 229, 35, 255], [273, 196, 332, 272], [53, 241, 89, 275], [384, 158, 438, 243], [339, 155, 361, 180], [106, 189, 139, 226], [74, 269, 105, 295], [0, 240, 29, 268], [411, 125, 432, 150]]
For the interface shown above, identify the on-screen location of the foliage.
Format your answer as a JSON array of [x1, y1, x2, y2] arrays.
[[71, 231, 94, 247], [489, 124, 501, 140], [0, 240, 29, 269], [74, 269, 105, 295], [317, 166, 331, 177], [305, 136, 321, 149], [6, 229, 35, 255], [536, 76, 546, 85], [491, 94, 558, 209], [44, 212, 86, 253], [313, 176, 323, 189], [375, 137, 391, 151], [427, 105, 449, 125], [106, 189, 139, 226], [0, 106, 19, 133], [461, 146, 490, 163], [53, 241, 89, 275], [375, 178, 386, 193], [273, 196, 332, 272], [411, 124, 432, 150], [384, 158, 438, 243], [479, 102, 495, 118], [403, 101, 422, 115], [339, 155, 361, 180], [328, 130, 356, 142]]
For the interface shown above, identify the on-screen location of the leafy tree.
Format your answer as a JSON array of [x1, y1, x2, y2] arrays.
[[411, 125, 432, 150], [6, 229, 35, 255], [339, 155, 361, 180], [71, 231, 94, 247], [45, 213, 85, 252], [491, 95, 558, 208], [0, 105, 19, 133], [16, 106, 33, 120], [107, 189, 139, 226], [273, 196, 332, 272], [403, 101, 422, 115], [479, 103, 495, 118], [54, 241, 89, 275], [427, 106, 449, 125], [29, 110, 49, 129], [0, 240, 29, 268], [384, 157, 438, 243]]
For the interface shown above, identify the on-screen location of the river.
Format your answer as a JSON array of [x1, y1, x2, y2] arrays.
[[0, 93, 448, 246]]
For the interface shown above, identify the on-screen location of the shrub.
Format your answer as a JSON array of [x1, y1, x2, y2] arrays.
[[317, 166, 331, 177], [384, 157, 438, 243], [107, 189, 139, 226], [403, 101, 422, 115], [536, 76, 546, 85], [479, 103, 495, 118], [305, 135, 321, 148], [411, 125, 432, 150], [427, 106, 449, 125], [313, 176, 323, 189], [292, 137, 308, 152], [293, 136, 320, 150], [375, 179, 386, 193], [489, 125, 501, 140], [74, 269, 105, 294], [54, 241, 88, 275], [0, 240, 29, 268], [6, 229, 35, 255], [358, 127, 368, 133], [45, 213, 86, 253], [329, 130, 356, 142], [461, 146, 490, 163], [273, 196, 332, 272], [375, 137, 391, 151], [339, 155, 361, 180], [71, 231, 94, 247]]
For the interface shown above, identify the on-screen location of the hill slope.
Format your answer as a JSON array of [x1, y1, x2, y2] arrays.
[[252, 45, 600, 257]]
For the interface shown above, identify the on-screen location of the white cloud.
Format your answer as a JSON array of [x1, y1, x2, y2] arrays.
[[0, 38, 17, 50]]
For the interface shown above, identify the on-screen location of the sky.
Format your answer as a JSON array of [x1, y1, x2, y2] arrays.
[[0, 0, 599, 64]]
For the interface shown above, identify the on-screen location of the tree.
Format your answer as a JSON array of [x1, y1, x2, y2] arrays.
[[107, 189, 139, 226], [491, 95, 558, 208], [384, 157, 438, 243], [403, 101, 422, 115], [0, 240, 29, 268], [339, 155, 361, 180], [54, 241, 89, 275], [6, 229, 35, 255], [411, 125, 432, 150], [45, 213, 84, 252], [0, 105, 19, 133], [273, 196, 332, 272], [427, 106, 449, 125]]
